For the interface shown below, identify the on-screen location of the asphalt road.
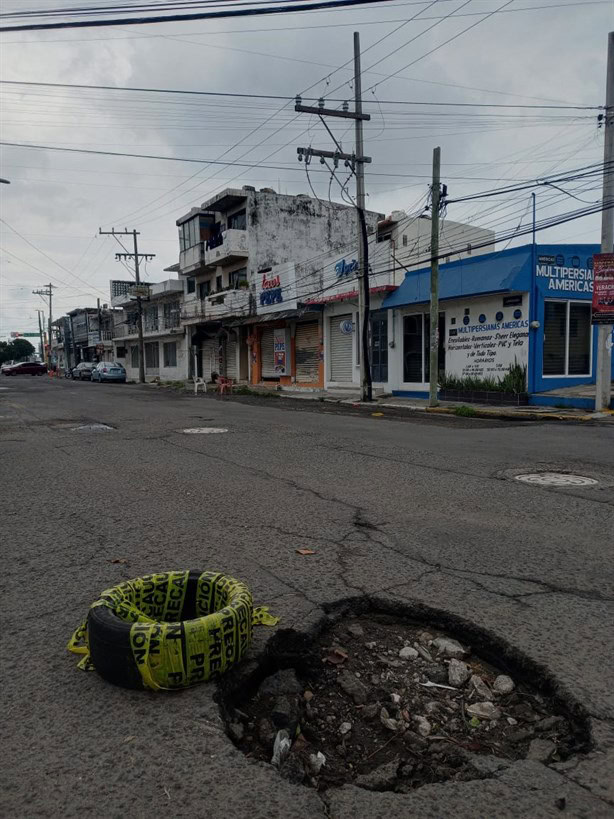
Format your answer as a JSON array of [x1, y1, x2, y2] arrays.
[[1, 377, 613, 818]]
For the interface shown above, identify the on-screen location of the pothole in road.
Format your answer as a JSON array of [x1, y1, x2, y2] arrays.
[[71, 423, 115, 432], [223, 612, 588, 795], [515, 472, 598, 487], [182, 427, 228, 434]]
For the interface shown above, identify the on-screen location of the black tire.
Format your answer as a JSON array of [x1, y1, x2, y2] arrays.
[[88, 571, 201, 690]]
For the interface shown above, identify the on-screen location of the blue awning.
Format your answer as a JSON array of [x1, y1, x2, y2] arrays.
[[383, 244, 533, 309]]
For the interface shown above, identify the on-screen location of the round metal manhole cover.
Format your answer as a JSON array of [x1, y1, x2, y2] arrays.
[[515, 472, 598, 487], [182, 427, 228, 434]]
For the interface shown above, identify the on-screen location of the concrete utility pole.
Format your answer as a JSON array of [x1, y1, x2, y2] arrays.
[[595, 31, 614, 412], [32, 283, 54, 366], [98, 228, 155, 384], [36, 309, 45, 358], [429, 147, 441, 408], [295, 31, 373, 400]]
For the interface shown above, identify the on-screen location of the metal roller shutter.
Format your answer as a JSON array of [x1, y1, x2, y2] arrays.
[[329, 314, 353, 382], [225, 337, 238, 380], [296, 322, 320, 382], [201, 339, 216, 381], [261, 327, 276, 378]]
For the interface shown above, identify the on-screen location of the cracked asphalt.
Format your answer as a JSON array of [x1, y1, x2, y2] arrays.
[[1, 377, 613, 818]]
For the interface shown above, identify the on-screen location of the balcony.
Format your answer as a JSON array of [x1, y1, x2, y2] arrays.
[[179, 242, 205, 274], [204, 229, 248, 269], [181, 288, 250, 324]]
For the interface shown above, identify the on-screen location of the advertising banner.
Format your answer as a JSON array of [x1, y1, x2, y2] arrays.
[[592, 253, 614, 325]]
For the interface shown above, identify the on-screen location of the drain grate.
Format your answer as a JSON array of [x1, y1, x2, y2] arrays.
[[515, 472, 598, 487], [182, 427, 228, 434]]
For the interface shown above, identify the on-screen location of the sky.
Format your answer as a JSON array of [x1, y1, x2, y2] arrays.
[[0, 0, 611, 340]]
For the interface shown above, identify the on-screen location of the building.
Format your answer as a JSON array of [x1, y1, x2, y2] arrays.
[[111, 276, 186, 381], [382, 242, 613, 402], [176, 186, 380, 387], [51, 306, 119, 372], [258, 210, 495, 392]]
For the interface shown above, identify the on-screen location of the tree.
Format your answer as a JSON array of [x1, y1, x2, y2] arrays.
[[0, 338, 36, 364]]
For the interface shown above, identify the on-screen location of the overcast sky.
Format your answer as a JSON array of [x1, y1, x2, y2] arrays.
[[0, 0, 611, 340]]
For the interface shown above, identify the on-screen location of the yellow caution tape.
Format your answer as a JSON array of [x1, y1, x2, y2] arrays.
[[67, 570, 279, 690]]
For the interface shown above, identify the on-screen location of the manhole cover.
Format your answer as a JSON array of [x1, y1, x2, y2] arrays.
[[71, 423, 114, 432], [182, 427, 228, 434], [515, 472, 598, 487]]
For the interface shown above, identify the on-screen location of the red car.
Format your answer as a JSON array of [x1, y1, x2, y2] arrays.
[[3, 360, 47, 376]]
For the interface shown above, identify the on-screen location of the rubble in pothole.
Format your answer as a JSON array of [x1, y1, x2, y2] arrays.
[[226, 614, 585, 792]]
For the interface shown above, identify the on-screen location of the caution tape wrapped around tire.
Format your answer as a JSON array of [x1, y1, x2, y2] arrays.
[[67, 570, 279, 690]]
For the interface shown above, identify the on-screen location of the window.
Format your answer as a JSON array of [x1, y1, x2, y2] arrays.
[[216, 274, 223, 291], [131, 345, 139, 369], [163, 342, 177, 368], [228, 209, 246, 230], [543, 301, 591, 376], [178, 227, 185, 252], [187, 277, 195, 294], [144, 305, 158, 331], [402, 234, 408, 247], [163, 301, 180, 328], [467, 243, 472, 255], [198, 280, 211, 300], [145, 342, 159, 369], [230, 267, 247, 288]]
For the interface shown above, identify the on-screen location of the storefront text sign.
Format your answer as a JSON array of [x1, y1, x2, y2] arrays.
[[536, 257, 593, 294], [335, 258, 358, 278], [592, 253, 614, 325], [257, 262, 297, 315]]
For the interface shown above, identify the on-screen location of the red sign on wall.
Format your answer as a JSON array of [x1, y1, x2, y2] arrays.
[[592, 253, 614, 324]]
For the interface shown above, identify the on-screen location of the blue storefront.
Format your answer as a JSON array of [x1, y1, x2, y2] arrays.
[[382, 242, 613, 406]]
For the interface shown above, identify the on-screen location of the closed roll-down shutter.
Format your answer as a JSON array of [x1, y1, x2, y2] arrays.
[[329, 314, 353, 382], [261, 328, 276, 377], [201, 339, 216, 381], [225, 338, 237, 380], [296, 322, 320, 383]]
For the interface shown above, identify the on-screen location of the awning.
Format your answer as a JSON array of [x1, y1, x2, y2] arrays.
[[383, 244, 533, 310], [231, 308, 321, 326]]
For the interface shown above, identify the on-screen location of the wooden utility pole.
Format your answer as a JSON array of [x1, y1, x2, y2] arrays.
[[595, 31, 614, 412], [295, 32, 373, 400], [36, 309, 45, 359], [98, 228, 155, 384], [429, 147, 441, 408]]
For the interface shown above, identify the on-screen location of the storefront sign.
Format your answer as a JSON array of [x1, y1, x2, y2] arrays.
[[273, 330, 290, 375], [592, 253, 614, 325], [257, 262, 297, 315], [535, 261, 593, 293], [335, 258, 359, 278], [445, 296, 529, 381]]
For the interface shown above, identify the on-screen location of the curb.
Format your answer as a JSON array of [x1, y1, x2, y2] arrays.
[[422, 405, 595, 423]]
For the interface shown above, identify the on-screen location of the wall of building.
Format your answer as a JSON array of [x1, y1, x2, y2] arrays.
[[118, 332, 188, 382]]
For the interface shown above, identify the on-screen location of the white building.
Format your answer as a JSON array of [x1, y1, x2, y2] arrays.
[[176, 186, 380, 385], [111, 277, 187, 382]]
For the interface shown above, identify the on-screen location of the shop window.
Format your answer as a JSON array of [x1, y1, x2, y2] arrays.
[[163, 342, 177, 368], [187, 277, 196, 294], [543, 301, 591, 376]]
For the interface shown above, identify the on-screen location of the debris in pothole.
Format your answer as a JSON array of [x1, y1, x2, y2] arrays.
[[227, 614, 582, 793]]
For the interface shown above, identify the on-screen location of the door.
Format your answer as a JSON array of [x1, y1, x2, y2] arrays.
[[295, 322, 320, 383], [403, 315, 423, 382], [225, 336, 238, 380], [329, 314, 353, 382], [261, 327, 276, 378], [370, 312, 388, 383], [201, 338, 216, 381]]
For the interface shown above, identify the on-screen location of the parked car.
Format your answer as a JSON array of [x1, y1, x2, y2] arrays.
[[71, 362, 96, 381], [3, 360, 47, 376], [91, 361, 126, 383]]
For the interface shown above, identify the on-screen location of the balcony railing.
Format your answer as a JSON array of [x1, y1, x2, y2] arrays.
[[181, 288, 250, 322], [204, 229, 248, 269]]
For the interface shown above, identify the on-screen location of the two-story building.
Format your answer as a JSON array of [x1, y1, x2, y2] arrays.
[[176, 186, 380, 387], [111, 276, 186, 381]]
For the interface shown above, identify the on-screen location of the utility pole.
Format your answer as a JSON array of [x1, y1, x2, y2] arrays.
[[32, 283, 54, 367], [295, 31, 373, 400], [595, 31, 614, 412], [97, 297, 102, 361], [36, 309, 45, 359], [429, 147, 441, 408], [98, 228, 155, 384]]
